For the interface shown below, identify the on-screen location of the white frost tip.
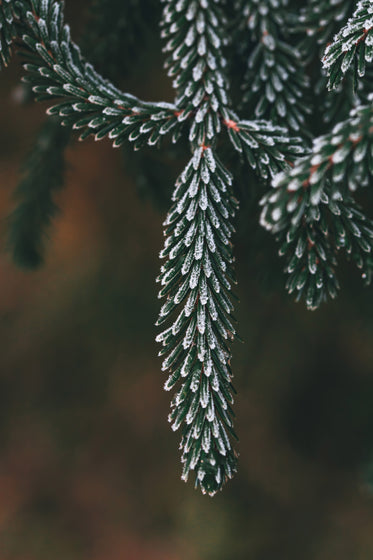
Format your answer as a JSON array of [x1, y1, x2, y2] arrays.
[[271, 208, 282, 222]]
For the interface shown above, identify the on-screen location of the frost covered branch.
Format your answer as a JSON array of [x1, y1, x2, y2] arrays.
[[1, 0, 373, 495], [261, 101, 373, 309], [323, 0, 373, 90], [238, 0, 311, 134]]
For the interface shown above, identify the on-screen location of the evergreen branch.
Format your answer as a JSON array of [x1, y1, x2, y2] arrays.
[[323, 0, 373, 90], [260, 102, 373, 308], [238, 0, 312, 135], [1, 0, 371, 496], [0, 0, 16, 68], [331, 195, 373, 283], [156, 147, 239, 496], [7, 0, 162, 269], [222, 114, 306, 179], [273, 193, 340, 311], [158, 0, 308, 493], [261, 183, 373, 309], [11, 0, 181, 147], [262, 102, 373, 212], [7, 118, 70, 268], [158, 0, 241, 494], [161, 0, 307, 170], [161, 0, 231, 143]]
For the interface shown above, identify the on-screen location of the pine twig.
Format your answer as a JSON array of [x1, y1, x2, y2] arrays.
[[7, 119, 70, 268]]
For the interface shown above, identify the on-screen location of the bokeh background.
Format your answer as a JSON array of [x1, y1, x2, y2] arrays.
[[0, 3, 373, 559]]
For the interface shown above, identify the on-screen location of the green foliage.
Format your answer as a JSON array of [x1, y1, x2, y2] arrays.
[[1, 0, 373, 495], [157, 148, 239, 494], [7, 119, 70, 268], [227, 118, 304, 179], [238, 0, 311, 134], [8, 0, 160, 268], [16, 0, 179, 146], [261, 94, 373, 310], [158, 0, 241, 494], [323, 0, 373, 90]]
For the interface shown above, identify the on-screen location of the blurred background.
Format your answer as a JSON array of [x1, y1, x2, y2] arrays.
[[0, 2, 373, 559]]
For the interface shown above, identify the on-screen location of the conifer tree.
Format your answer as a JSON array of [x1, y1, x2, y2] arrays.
[[0, 0, 372, 496]]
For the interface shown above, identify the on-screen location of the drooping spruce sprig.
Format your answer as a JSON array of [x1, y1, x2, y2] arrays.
[[262, 15, 373, 312], [237, 0, 311, 135], [157, 0, 307, 494], [12, 0, 180, 145], [297, 0, 357, 134], [0, 0, 306, 495], [260, 117, 373, 309], [156, 0, 240, 494], [7, 118, 70, 268], [3, 0, 372, 494], [157, 146, 240, 494]]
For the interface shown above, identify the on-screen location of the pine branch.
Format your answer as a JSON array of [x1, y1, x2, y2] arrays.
[[237, 0, 312, 135], [2, 0, 371, 496], [224, 116, 305, 179], [262, 103, 373, 228], [261, 101, 373, 308], [158, 0, 241, 495], [274, 193, 341, 311], [297, 0, 357, 133], [7, 118, 70, 268], [291, 0, 363, 137], [332, 196, 373, 284], [158, 0, 307, 494], [12, 0, 181, 147], [262, 184, 373, 309], [157, 147, 239, 495], [161, 0, 231, 142], [323, 0, 373, 90], [7, 0, 160, 269], [0, 0, 16, 68]]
